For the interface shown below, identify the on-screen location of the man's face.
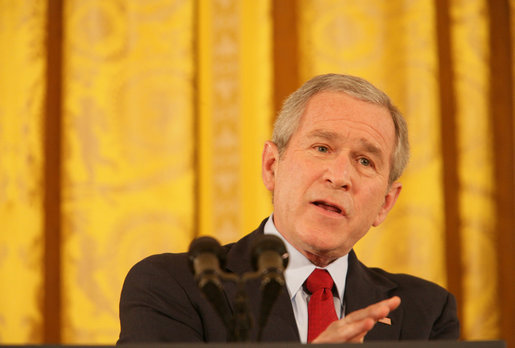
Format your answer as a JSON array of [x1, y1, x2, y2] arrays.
[[262, 91, 402, 265]]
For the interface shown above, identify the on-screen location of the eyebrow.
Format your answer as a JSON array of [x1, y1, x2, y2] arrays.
[[358, 138, 383, 157], [307, 129, 339, 141], [307, 129, 385, 158]]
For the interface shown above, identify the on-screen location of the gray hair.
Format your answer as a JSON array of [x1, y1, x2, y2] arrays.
[[272, 73, 410, 184]]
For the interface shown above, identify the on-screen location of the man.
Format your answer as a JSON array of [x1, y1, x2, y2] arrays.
[[118, 74, 459, 343]]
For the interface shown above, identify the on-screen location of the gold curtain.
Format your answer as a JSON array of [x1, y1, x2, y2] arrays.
[[0, 0, 46, 343], [0, 0, 513, 345], [61, 0, 196, 342], [198, 0, 273, 244], [450, 1, 497, 339]]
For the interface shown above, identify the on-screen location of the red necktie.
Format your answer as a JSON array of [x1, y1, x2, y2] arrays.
[[306, 269, 338, 342]]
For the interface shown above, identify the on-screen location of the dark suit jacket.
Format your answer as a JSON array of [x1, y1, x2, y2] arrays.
[[118, 218, 459, 343]]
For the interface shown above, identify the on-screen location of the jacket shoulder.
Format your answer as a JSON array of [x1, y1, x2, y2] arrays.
[[367, 266, 449, 297], [119, 252, 227, 343]]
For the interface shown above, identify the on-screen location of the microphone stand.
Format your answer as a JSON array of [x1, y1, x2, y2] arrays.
[[216, 270, 260, 342], [215, 268, 284, 342], [232, 277, 253, 342]]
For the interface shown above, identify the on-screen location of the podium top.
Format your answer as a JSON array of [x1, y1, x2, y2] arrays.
[[1, 340, 506, 348]]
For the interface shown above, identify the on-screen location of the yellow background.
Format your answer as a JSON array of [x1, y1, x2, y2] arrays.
[[0, 0, 513, 345]]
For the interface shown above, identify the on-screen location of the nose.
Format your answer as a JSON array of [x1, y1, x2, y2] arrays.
[[324, 156, 352, 190]]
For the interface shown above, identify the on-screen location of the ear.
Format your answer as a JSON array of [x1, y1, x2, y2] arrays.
[[262, 141, 279, 192], [372, 181, 402, 227]]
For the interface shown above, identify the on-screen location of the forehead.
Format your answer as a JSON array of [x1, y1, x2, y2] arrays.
[[295, 91, 396, 154]]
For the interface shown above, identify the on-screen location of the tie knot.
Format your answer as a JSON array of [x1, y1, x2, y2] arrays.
[[306, 269, 334, 293]]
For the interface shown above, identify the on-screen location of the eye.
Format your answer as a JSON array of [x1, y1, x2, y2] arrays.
[[359, 157, 371, 167], [315, 145, 329, 153]]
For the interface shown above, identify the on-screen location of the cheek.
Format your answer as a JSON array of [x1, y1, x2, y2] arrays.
[[365, 187, 387, 215], [274, 161, 312, 202]]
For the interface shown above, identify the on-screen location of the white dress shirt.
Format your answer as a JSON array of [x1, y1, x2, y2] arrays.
[[264, 215, 349, 343]]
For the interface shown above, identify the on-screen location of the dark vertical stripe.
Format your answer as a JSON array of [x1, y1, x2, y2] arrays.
[[435, 0, 463, 332], [272, 0, 300, 120], [488, 1, 514, 345], [43, 0, 63, 343]]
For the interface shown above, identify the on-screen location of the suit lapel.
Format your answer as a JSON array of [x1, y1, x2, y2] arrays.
[[224, 219, 299, 342], [344, 250, 403, 340]]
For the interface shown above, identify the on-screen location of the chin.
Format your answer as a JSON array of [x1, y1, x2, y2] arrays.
[[301, 234, 346, 256]]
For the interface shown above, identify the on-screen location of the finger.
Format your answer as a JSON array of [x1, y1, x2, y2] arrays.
[[345, 296, 400, 323], [385, 296, 401, 310], [312, 317, 375, 343], [310, 297, 402, 344], [343, 318, 375, 343]]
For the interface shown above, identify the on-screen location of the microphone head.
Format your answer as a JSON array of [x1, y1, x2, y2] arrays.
[[188, 236, 226, 273], [250, 234, 289, 272], [187, 236, 234, 334]]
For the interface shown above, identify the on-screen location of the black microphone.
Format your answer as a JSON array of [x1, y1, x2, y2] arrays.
[[188, 236, 233, 332], [251, 234, 289, 340], [188, 236, 226, 288]]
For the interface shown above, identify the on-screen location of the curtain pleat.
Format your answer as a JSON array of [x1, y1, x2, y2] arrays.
[[197, 0, 272, 243], [61, 0, 195, 342], [450, 0, 499, 339], [0, 0, 46, 343]]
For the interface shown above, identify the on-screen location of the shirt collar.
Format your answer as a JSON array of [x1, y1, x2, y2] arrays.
[[264, 215, 348, 303]]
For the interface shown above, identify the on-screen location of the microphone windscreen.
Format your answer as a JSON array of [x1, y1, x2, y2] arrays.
[[250, 234, 289, 272], [188, 236, 226, 273]]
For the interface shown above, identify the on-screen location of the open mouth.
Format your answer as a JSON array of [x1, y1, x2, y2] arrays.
[[312, 201, 343, 215]]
